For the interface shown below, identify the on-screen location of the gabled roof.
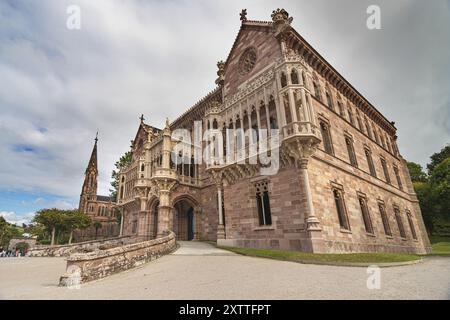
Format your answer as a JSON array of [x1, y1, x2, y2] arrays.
[[131, 121, 160, 147], [222, 12, 396, 135], [223, 20, 273, 71]]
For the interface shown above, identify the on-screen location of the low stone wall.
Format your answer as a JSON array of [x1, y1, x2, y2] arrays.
[[28, 236, 134, 257], [59, 232, 176, 286]]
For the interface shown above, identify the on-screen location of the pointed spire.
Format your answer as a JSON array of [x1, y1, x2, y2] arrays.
[[86, 132, 98, 174]]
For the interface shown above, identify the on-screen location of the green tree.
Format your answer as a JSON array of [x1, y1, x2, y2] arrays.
[[407, 162, 428, 183], [0, 216, 7, 247], [0, 218, 22, 249], [429, 158, 450, 219], [63, 210, 92, 244], [93, 221, 102, 239], [27, 223, 47, 242], [427, 144, 450, 175], [33, 208, 64, 246], [110, 151, 132, 201], [414, 182, 434, 234]]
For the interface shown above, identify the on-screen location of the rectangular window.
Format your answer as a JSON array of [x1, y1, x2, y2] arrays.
[[347, 108, 354, 125], [333, 189, 350, 230], [313, 82, 321, 101], [326, 91, 334, 110], [338, 101, 344, 116], [255, 181, 272, 226], [407, 211, 417, 240], [357, 116, 363, 132], [365, 120, 373, 140], [320, 121, 334, 155], [394, 166, 403, 190], [345, 136, 358, 167], [394, 207, 406, 238], [365, 148, 377, 177], [378, 203, 392, 236], [381, 158, 391, 184], [358, 196, 374, 234]]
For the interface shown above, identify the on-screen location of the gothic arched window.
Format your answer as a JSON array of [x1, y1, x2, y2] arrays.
[[333, 189, 350, 230], [320, 121, 334, 155], [280, 72, 287, 87], [290, 69, 299, 84]]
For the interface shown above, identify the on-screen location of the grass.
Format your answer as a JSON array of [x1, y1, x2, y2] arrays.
[[428, 235, 450, 256], [219, 246, 421, 265]]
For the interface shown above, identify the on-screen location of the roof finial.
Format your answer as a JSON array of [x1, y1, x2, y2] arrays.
[[215, 60, 225, 86], [140, 114, 145, 123], [95, 131, 98, 143], [240, 9, 247, 22], [165, 117, 170, 128], [271, 8, 293, 34]]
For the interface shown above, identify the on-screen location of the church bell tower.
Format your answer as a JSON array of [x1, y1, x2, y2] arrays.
[[79, 133, 99, 213]]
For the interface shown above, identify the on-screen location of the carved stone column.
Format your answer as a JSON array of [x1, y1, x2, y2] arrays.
[[265, 103, 271, 132], [210, 169, 225, 240], [300, 88, 310, 122], [137, 194, 150, 240], [298, 159, 321, 231], [119, 207, 124, 236], [153, 119, 178, 238], [288, 90, 298, 123], [217, 187, 225, 239], [155, 182, 176, 238]]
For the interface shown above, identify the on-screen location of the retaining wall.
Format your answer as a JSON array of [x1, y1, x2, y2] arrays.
[[59, 232, 176, 286]]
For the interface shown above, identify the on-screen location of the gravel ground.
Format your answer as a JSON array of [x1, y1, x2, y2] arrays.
[[1, 241, 449, 300]]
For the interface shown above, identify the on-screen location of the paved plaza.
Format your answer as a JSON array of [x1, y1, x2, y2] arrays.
[[1, 241, 449, 300]]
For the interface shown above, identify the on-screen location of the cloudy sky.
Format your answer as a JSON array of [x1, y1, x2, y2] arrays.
[[0, 0, 449, 225]]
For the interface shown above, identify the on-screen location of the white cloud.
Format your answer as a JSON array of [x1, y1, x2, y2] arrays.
[[0, 0, 449, 202], [0, 211, 35, 225]]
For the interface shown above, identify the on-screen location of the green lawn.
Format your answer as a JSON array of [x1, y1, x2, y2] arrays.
[[428, 235, 450, 256], [219, 246, 421, 265]]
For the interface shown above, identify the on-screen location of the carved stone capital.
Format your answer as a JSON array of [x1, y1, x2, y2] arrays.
[[209, 169, 224, 189]]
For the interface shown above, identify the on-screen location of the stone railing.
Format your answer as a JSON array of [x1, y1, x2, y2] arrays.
[[28, 236, 134, 257], [59, 232, 176, 286]]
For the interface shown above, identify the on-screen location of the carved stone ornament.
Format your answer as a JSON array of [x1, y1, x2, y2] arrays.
[[271, 8, 293, 34], [238, 47, 257, 76]]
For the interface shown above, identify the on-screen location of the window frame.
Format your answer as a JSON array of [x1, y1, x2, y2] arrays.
[[378, 201, 392, 237], [319, 119, 334, 156], [380, 157, 391, 184], [394, 206, 406, 239], [345, 135, 358, 168], [406, 210, 418, 240], [357, 193, 374, 235], [331, 185, 351, 232]]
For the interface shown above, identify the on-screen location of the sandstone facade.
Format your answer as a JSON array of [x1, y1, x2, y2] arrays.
[[91, 9, 430, 254]]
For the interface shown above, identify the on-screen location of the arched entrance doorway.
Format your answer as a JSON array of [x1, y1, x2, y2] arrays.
[[173, 199, 196, 241]]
